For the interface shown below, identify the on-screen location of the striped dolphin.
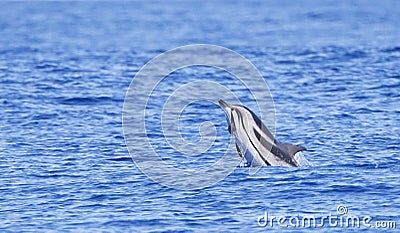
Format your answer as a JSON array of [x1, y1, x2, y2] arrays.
[[218, 99, 306, 167]]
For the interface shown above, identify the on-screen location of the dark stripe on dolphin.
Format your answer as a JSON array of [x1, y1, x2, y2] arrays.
[[237, 110, 271, 166]]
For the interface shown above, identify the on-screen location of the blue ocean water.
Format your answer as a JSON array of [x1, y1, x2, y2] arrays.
[[1, 1, 399, 232]]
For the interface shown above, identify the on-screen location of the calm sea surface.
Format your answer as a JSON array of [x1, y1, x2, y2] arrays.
[[1, 1, 399, 232]]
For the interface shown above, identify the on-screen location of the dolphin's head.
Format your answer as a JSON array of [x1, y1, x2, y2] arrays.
[[218, 98, 231, 112], [218, 99, 234, 133], [218, 99, 232, 117]]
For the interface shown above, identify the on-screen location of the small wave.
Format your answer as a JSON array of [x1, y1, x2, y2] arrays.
[[57, 96, 117, 105], [335, 113, 358, 119], [367, 82, 400, 90], [31, 113, 59, 120], [355, 107, 384, 114], [325, 86, 347, 92], [343, 49, 368, 59], [35, 63, 59, 69], [381, 46, 400, 53], [106, 157, 133, 162]]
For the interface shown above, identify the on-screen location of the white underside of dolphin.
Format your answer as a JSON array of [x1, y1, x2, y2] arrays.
[[219, 99, 307, 167]]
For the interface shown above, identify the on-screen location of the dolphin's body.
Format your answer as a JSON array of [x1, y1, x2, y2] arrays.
[[219, 99, 306, 167]]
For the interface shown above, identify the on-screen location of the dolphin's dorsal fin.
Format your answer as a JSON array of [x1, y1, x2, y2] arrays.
[[277, 142, 307, 157]]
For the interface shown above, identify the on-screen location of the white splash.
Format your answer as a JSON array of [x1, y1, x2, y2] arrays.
[[294, 151, 313, 167]]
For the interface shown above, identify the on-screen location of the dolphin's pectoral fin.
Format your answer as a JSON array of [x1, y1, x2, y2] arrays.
[[277, 142, 307, 157], [235, 143, 244, 159]]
